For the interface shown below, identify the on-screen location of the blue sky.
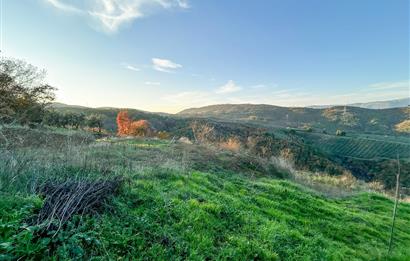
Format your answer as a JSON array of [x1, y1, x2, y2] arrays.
[[2, 0, 409, 113]]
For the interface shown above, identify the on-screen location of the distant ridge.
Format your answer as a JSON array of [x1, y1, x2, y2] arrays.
[[51, 102, 89, 109], [50, 102, 171, 115], [309, 98, 409, 109], [178, 103, 410, 134]]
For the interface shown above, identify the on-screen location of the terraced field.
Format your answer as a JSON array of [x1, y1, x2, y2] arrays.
[[299, 133, 410, 160]]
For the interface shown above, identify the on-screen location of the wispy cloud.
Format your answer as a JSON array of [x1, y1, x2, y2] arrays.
[[124, 64, 140, 72], [145, 81, 161, 85], [369, 80, 409, 90], [156, 0, 190, 8], [162, 79, 409, 111], [44, 0, 190, 32], [152, 58, 182, 73], [215, 80, 241, 94], [45, 0, 83, 13], [162, 80, 246, 110]]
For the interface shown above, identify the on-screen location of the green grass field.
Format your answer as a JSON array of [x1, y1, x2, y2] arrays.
[[1, 133, 410, 260]]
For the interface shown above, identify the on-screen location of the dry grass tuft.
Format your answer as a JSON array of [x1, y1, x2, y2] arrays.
[[290, 170, 386, 198]]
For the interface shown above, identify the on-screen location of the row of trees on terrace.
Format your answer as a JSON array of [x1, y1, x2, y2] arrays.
[[44, 111, 104, 132]]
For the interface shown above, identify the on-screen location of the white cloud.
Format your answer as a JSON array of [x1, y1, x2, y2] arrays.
[[124, 64, 140, 71], [45, 0, 83, 13], [177, 0, 190, 8], [152, 58, 182, 73], [145, 81, 161, 85], [44, 0, 190, 32], [369, 80, 409, 90], [215, 80, 242, 94], [156, 0, 190, 8]]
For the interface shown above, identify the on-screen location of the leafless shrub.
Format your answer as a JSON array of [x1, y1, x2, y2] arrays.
[[219, 137, 241, 152], [190, 121, 215, 143]]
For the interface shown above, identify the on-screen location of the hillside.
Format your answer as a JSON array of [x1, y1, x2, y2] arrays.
[[53, 102, 410, 135], [293, 131, 410, 188], [349, 98, 410, 109], [1, 130, 409, 260], [310, 98, 410, 109], [178, 104, 410, 135], [48, 104, 410, 189], [51, 104, 190, 134]]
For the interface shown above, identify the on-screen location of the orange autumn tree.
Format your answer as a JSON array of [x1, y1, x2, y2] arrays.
[[129, 120, 152, 137], [116, 110, 131, 136], [116, 110, 152, 137]]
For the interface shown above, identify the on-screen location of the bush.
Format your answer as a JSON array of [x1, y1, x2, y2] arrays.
[[157, 131, 170, 139], [219, 137, 241, 152], [85, 114, 104, 133]]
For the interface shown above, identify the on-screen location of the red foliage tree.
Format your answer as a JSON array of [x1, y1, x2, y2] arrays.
[[116, 110, 131, 136], [129, 120, 152, 137], [116, 110, 152, 137]]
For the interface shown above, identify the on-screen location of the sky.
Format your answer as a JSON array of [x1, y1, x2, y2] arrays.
[[1, 0, 409, 113]]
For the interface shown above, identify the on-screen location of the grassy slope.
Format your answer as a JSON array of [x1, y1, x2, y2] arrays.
[[99, 171, 410, 260], [1, 136, 410, 260]]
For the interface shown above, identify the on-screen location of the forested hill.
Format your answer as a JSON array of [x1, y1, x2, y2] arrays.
[[178, 104, 410, 135]]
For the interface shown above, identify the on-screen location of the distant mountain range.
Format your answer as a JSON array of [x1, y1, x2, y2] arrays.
[[178, 103, 410, 134], [52, 98, 410, 135], [309, 98, 409, 109]]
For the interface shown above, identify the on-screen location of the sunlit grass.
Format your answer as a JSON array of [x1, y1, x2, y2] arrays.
[[1, 136, 409, 260]]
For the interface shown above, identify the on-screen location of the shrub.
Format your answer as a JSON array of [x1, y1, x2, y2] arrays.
[[85, 114, 104, 133], [219, 137, 241, 152], [157, 131, 170, 139], [305, 127, 313, 132]]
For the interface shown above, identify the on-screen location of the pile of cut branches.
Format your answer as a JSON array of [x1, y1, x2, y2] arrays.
[[34, 177, 123, 231]]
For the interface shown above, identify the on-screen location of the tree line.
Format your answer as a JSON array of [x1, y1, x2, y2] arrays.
[[43, 111, 104, 132]]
